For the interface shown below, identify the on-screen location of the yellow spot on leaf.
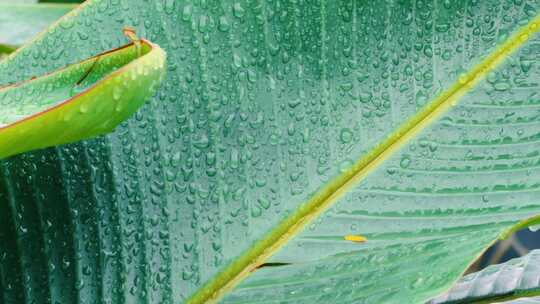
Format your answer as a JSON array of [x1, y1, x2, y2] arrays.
[[344, 235, 367, 243]]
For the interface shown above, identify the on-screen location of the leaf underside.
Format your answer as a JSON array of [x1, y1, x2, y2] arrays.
[[430, 249, 540, 304], [501, 297, 540, 304], [2, 1, 540, 304]]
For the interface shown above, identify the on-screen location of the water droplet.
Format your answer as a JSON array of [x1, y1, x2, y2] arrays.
[[233, 3, 245, 18], [400, 155, 411, 169], [340, 128, 353, 143], [458, 73, 468, 84]]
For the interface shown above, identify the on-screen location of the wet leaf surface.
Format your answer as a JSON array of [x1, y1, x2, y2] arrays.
[[2, 1, 540, 304]]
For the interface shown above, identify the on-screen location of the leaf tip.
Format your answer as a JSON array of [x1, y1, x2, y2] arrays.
[[123, 26, 139, 42]]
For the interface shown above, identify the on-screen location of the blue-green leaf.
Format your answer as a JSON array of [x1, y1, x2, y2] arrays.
[[2, 1, 540, 304]]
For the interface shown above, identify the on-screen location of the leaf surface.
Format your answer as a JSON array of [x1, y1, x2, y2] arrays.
[[2, 1, 540, 304]]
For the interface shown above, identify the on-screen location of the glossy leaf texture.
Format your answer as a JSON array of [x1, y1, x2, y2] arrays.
[[219, 22, 540, 303], [430, 249, 540, 303], [1, 1, 540, 304], [0, 3, 76, 50], [0, 39, 166, 159]]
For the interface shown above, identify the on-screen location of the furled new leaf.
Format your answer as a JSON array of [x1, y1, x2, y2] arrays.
[[0, 36, 166, 159]]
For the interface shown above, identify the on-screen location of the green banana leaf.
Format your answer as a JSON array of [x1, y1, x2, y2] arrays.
[[0, 3, 76, 51], [430, 249, 540, 303], [2, 1, 540, 304], [0, 37, 166, 159]]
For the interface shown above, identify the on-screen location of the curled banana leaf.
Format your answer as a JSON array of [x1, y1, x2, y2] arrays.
[[0, 33, 166, 159]]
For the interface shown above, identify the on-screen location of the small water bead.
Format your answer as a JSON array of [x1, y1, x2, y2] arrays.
[[458, 73, 468, 84], [528, 224, 540, 232], [218, 16, 230, 32], [399, 155, 411, 169], [493, 81, 511, 91], [182, 5, 193, 21], [233, 3, 245, 18], [112, 85, 123, 101], [79, 104, 88, 114], [339, 159, 354, 173], [339, 128, 353, 143]]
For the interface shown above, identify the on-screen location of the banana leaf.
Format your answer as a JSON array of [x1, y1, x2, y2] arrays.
[[0, 35, 166, 159], [2, 1, 540, 304]]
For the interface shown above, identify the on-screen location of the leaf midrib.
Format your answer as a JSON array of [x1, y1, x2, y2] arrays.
[[187, 13, 540, 304]]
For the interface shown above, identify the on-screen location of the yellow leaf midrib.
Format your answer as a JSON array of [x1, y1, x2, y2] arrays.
[[187, 13, 540, 304]]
